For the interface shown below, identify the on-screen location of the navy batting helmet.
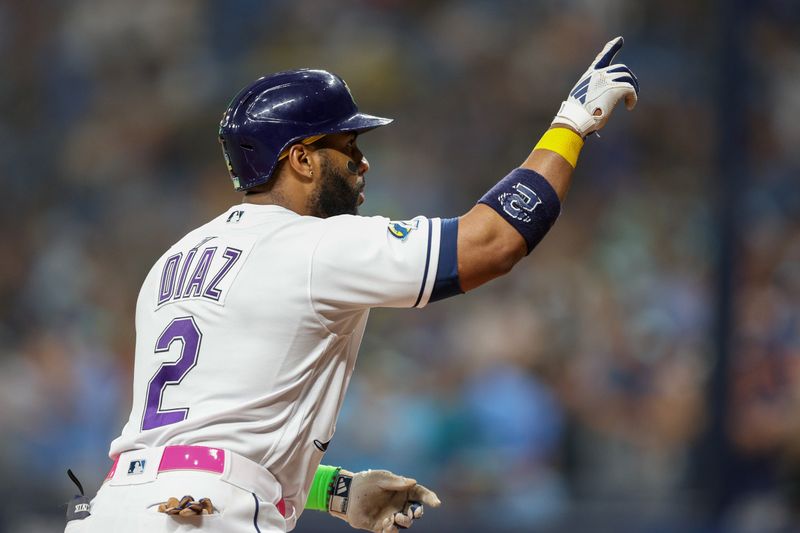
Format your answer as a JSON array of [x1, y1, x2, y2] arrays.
[[218, 69, 393, 191]]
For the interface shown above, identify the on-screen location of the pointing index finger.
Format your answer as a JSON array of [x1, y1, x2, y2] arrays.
[[409, 484, 441, 507], [593, 36, 624, 69]]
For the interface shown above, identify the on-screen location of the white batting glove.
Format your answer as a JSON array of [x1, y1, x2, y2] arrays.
[[328, 469, 441, 533], [553, 36, 639, 137]]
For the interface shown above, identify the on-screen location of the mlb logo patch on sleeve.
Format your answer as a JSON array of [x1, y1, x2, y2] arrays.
[[387, 220, 419, 240]]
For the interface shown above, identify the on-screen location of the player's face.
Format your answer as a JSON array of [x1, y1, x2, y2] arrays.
[[307, 133, 370, 218]]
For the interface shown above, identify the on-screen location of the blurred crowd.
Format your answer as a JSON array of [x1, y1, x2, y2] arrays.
[[1, 1, 799, 532]]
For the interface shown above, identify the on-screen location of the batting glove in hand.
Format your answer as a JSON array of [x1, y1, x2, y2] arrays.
[[553, 36, 639, 137], [329, 469, 441, 533]]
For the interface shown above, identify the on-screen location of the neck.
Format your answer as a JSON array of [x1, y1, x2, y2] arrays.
[[242, 180, 311, 215]]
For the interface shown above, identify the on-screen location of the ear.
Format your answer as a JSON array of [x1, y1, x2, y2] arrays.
[[285, 143, 315, 180]]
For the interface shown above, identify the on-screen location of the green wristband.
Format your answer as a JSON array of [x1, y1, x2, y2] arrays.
[[305, 465, 340, 511]]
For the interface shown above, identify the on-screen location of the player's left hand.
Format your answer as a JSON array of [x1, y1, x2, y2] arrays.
[[328, 469, 441, 533], [552, 36, 639, 137]]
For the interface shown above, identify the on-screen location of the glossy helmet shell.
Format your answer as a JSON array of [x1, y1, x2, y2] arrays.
[[219, 69, 393, 191]]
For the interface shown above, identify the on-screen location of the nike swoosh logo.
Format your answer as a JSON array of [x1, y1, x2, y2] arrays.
[[314, 439, 331, 452]]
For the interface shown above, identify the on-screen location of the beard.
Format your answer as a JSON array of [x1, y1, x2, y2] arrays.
[[307, 156, 362, 218]]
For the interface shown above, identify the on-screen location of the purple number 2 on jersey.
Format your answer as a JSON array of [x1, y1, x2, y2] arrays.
[[142, 316, 202, 431]]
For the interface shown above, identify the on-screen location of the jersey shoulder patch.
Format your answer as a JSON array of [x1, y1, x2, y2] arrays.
[[387, 219, 420, 240]]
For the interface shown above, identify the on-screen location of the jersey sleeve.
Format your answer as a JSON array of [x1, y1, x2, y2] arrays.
[[310, 215, 460, 315]]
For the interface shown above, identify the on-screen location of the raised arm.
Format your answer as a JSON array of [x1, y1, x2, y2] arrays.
[[456, 36, 639, 292]]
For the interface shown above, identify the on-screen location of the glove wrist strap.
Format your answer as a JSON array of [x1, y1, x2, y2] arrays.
[[328, 471, 353, 517], [552, 100, 596, 137]]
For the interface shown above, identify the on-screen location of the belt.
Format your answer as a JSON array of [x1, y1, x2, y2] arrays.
[[106, 445, 287, 518]]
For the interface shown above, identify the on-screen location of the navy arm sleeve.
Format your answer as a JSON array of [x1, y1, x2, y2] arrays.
[[429, 217, 463, 302]]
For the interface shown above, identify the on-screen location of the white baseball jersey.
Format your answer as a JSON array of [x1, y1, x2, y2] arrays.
[[109, 203, 460, 529]]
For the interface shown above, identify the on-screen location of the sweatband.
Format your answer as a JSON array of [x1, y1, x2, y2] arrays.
[[478, 168, 561, 254], [533, 127, 584, 168], [305, 464, 340, 511]]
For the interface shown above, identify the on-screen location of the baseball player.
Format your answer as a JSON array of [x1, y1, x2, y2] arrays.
[[65, 37, 638, 532]]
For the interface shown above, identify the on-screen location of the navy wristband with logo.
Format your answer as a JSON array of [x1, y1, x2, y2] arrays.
[[477, 168, 561, 254]]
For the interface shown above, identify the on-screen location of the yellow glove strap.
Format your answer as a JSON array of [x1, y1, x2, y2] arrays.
[[533, 127, 584, 168]]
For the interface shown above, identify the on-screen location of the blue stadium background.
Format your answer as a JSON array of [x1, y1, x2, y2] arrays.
[[1, 1, 799, 531]]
